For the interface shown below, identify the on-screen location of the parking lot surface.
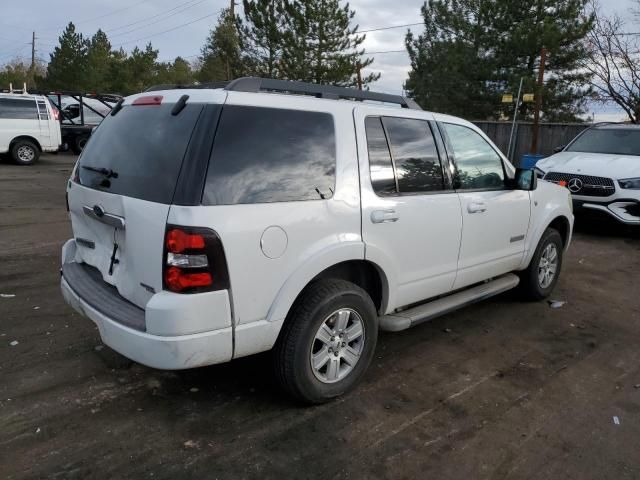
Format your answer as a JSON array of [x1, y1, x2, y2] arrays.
[[1, 154, 640, 479]]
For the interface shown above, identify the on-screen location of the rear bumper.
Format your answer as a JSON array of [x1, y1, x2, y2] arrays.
[[60, 238, 233, 369], [573, 198, 640, 225], [61, 277, 233, 369]]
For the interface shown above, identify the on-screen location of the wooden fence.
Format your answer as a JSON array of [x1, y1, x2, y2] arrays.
[[472, 121, 589, 166]]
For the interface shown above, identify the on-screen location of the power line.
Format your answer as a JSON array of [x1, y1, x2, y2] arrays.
[[359, 22, 423, 34], [105, 0, 208, 34], [0, 44, 30, 62], [365, 49, 406, 55], [113, 11, 220, 47], [39, 0, 154, 31], [108, 0, 210, 39]]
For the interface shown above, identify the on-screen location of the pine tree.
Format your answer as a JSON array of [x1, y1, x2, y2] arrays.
[[405, 0, 594, 121], [279, 0, 379, 87], [158, 57, 195, 85], [107, 47, 130, 94], [86, 29, 112, 91], [198, 8, 246, 82], [46, 22, 89, 90], [242, 0, 285, 78], [170, 57, 195, 85], [125, 43, 160, 93]]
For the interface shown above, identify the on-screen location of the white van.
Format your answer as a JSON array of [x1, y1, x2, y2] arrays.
[[0, 90, 62, 165]]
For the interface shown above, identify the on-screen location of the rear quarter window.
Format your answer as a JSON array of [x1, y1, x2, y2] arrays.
[[0, 98, 38, 120], [203, 106, 336, 205]]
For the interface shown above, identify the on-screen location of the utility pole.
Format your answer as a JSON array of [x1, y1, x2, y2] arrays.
[[530, 47, 547, 154], [225, 0, 236, 81], [507, 77, 524, 161], [356, 62, 363, 91], [30, 31, 35, 71]]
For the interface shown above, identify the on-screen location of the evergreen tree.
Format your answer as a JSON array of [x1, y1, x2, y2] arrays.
[[157, 57, 195, 85], [46, 22, 89, 90], [107, 47, 130, 94], [86, 29, 112, 91], [279, 0, 379, 87], [242, 0, 285, 78], [168, 57, 195, 85], [125, 43, 160, 93], [405, 0, 594, 121], [198, 8, 246, 82]]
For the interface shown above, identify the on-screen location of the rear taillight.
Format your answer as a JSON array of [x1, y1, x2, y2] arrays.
[[163, 226, 230, 294], [52, 107, 60, 121]]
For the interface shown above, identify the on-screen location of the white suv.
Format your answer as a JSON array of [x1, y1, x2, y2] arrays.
[[60, 78, 573, 403], [0, 89, 62, 165], [536, 123, 640, 225]]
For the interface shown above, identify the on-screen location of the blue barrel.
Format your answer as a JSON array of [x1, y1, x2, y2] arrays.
[[520, 153, 545, 169]]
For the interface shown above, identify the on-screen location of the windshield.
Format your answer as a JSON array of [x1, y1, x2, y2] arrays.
[[77, 103, 203, 203], [566, 128, 640, 156]]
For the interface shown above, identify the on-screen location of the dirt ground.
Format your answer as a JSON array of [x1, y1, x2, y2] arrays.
[[1, 153, 639, 480]]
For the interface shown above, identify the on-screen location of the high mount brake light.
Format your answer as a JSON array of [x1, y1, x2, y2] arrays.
[[132, 95, 163, 106], [163, 226, 230, 294]]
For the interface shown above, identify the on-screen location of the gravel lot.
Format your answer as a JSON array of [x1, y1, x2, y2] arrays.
[[1, 153, 640, 480]]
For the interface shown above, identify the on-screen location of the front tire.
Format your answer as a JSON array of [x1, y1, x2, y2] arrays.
[[520, 228, 564, 300], [274, 279, 378, 404], [11, 140, 40, 165]]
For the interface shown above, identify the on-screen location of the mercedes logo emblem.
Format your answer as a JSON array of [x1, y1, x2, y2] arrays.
[[567, 178, 583, 193]]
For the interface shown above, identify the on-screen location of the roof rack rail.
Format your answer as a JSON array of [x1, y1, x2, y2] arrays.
[[145, 81, 230, 92], [144, 77, 421, 109], [225, 77, 422, 109]]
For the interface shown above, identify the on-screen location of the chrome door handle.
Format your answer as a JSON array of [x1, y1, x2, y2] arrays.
[[467, 202, 487, 214], [371, 209, 399, 224]]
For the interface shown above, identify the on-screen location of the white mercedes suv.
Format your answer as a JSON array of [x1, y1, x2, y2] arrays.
[[60, 78, 573, 403], [536, 123, 640, 225]]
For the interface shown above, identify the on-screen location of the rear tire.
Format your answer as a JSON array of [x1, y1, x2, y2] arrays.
[[274, 279, 378, 404], [72, 135, 89, 155], [10, 140, 39, 165], [519, 228, 564, 300]]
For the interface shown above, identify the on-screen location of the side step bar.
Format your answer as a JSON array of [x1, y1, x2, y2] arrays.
[[379, 273, 520, 332]]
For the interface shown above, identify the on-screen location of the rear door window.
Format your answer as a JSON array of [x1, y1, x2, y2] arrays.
[[365, 117, 397, 195], [364, 115, 446, 195], [0, 98, 38, 120], [382, 117, 445, 193], [203, 106, 336, 205], [77, 103, 204, 204]]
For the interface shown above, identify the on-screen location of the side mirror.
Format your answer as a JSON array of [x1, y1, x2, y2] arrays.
[[513, 168, 537, 191], [553, 145, 565, 154]]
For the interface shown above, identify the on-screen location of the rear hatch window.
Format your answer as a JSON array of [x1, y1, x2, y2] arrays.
[[77, 103, 203, 204]]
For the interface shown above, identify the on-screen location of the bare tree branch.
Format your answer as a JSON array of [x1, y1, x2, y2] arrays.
[[581, 2, 640, 122]]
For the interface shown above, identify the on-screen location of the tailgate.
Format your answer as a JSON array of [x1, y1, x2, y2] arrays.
[[65, 94, 210, 309]]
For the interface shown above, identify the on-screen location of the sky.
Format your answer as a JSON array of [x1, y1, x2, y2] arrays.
[[0, 0, 636, 120]]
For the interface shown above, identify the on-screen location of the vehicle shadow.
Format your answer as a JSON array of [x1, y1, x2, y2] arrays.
[[572, 211, 640, 241]]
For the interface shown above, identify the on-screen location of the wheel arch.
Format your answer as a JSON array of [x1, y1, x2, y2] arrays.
[[266, 245, 390, 326], [548, 215, 571, 248], [10, 135, 42, 152], [520, 212, 573, 270]]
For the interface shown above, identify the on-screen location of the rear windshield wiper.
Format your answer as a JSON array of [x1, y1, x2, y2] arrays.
[[81, 165, 119, 179]]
